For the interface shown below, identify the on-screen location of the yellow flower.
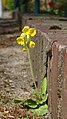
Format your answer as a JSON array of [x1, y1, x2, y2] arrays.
[[22, 26, 29, 35], [29, 41, 35, 48], [28, 28, 36, 37], [16, 37, 25, 45], [22, 47, 27, 51]]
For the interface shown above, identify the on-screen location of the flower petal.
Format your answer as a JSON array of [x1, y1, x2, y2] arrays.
[[22, 26, 29, 35], [29, 41, 35, 48], [29, 28, 36, 37], [17, 37, 25, 45]]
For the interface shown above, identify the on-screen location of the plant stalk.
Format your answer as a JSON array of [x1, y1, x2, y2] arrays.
[[27, 47, 38, 92]]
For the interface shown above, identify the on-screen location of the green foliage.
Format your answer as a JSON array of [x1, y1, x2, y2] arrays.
[[48, 0, 67, 16], [27, 0, 34, 13], [41, 77, 47, 96], [14, 77, 48, 116], [30, 104, 48, 116], [37, 94, 48, 105], [24, 116, 29, 119], [32, 88, 40, 99], [25, 99, 37, 108], [20, 0, 34, 13], [7, 0, 14, 11], [14, 97, 25, 104]]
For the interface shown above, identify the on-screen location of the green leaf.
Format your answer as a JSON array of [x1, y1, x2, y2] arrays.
[[41, 77, 47, 96], [37, 94, 48, 105], [25, 99, 37, 108], [24, 116, 29, 119], [14, 97, 25, 103], [30, 104, 48, 116], [32, 88, 40, 99]]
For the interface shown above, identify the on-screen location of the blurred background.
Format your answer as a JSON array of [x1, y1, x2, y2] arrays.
[[1, 0, 67, 18]]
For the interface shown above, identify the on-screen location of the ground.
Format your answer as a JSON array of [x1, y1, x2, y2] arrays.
[[0, 32, 32, 102]]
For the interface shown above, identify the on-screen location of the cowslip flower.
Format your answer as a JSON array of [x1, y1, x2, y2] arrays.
[[29, 41, 35, 48], [28, 28, 36, 37], [16, 37, 25, 45], [16, 26, 36, 51], [22, 26, 29, 35]]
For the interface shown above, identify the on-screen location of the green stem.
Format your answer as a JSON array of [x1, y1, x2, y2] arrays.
[[33, 115, 35, 119], [27, 47, 38, 92]]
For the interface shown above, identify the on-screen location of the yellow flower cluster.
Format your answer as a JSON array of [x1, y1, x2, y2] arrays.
[[16, 26, 36, 51]]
